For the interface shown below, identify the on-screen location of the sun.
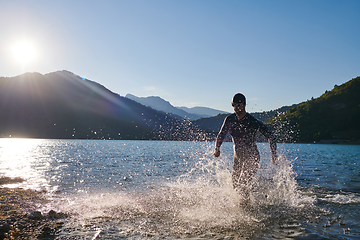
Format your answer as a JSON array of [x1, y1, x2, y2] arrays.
[[11, 41, 37, 64]]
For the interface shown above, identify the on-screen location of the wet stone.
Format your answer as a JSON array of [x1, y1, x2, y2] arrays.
[[0, 223, 10, 232], [28, 211, 43, 220], [0, 187, 67, 239]]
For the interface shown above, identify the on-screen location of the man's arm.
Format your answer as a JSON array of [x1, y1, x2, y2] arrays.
[[214, 147, 221, 157], [213, 116, 229, 157]]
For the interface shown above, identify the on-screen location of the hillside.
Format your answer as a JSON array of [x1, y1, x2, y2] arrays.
[[271, 76, 360, 143], [3, 71, 357, 143], [192, 105, 294, 133], [0, 71, 183, 140], [193, 76, 360, 144], [177, 106, 229, 118], [125, 94, 228, 120], [125, 94, 202, 120]]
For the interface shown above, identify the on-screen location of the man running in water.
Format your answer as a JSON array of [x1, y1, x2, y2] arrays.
[[214, 93, 277, 199]]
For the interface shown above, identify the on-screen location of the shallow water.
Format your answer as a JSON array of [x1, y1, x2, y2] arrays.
[[0, 139, 359, 239]]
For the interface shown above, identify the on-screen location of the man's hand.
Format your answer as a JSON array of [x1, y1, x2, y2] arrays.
[[271, 154, 278, 165], [271, 147, 277, 165], [214, 148, 220, 157]]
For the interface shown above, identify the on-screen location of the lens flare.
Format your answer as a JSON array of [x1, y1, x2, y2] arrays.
[[11, 41, 36, 64]]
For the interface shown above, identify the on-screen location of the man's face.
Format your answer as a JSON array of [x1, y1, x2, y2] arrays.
[[232, 102, 245, 113]]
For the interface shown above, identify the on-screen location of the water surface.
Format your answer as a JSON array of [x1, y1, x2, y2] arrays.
[[0, 139, 359, 239]]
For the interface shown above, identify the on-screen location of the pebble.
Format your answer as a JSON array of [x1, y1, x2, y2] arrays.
[[28, 210, 43, 220], [0, 187, 67, 239]]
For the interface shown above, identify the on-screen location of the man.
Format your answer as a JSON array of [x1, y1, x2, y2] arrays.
[[214, 93, 277, 199]]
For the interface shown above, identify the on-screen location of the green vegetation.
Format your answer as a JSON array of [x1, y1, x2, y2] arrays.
[[269, 76, 360, 143], [1, 71, 359, 143]]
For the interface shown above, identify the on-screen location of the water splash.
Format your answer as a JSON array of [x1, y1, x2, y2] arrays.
[[55, 151, 316, 239], [256, 155, 315, 207]]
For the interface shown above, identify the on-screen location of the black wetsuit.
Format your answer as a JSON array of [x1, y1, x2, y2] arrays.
[[215, 113, 276, 191]]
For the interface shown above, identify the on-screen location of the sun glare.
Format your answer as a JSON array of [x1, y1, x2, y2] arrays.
[[0, 138, 47, 189], [11, 41, 37, 64]]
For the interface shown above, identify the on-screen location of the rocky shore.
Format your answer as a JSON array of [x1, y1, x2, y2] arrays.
[[0, 177, 66, 239]]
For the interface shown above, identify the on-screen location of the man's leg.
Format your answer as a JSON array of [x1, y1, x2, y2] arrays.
[[232, 154, 260, 200]]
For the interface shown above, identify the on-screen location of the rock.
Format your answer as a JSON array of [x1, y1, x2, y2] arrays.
[[16, 220, 27, 230], [6, 216, 16, 222], [0, 223, 10, 232], [48, 210, 68, 219], [28, 211, 43, 220], [0, 176, 24, 185], [0, 187, 67, 239], [48, 210, 57, 218]]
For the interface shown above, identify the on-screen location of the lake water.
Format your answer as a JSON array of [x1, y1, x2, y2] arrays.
[[0, 139, 359, 239]]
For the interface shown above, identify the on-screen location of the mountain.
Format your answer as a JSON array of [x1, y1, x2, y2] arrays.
[[192, 105, 295, 133], [177, 106, 229, 118], [125, 94, 228, 120], [0, 71, 184, 140], [192, 76, 360, 143], [125, 94, 199, 119], [270, 76, 360, 143], [4, 70, 357, 143]]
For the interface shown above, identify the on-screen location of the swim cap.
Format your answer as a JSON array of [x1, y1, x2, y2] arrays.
[[232, 93, 246, 105]]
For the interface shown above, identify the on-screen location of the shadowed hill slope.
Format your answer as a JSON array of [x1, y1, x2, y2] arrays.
[[0, 71, 182, 139], [192, 105, 294, 133]]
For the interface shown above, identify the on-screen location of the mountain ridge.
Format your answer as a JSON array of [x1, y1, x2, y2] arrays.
[[177, 106, 229, 117], [1, 70, 358, 143], [269, 76, 360, 143], [0, 71, 183, 139], [192, 104, 296, 133], [125, 93, 228, 120]]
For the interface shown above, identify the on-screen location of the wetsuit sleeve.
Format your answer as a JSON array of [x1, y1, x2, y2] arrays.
[[215, 116, 230, 149]]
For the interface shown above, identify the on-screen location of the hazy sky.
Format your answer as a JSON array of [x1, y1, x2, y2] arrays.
[[1, 0, 359, 113]]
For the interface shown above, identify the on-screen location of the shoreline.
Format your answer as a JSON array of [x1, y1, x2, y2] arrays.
[[0, 180, 66, 239]]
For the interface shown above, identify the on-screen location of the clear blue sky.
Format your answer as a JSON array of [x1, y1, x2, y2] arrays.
[[1, 0, 359, 113]]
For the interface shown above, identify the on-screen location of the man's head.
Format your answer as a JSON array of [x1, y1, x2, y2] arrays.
[[232, 93, 246, 114], [232, 93, 246, 105]]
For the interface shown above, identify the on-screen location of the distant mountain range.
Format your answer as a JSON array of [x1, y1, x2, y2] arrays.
[[0, 71, 183, 140], [125, 94, 228, 120], [178, 106, 229, 117], [1, 70, 359, 143]]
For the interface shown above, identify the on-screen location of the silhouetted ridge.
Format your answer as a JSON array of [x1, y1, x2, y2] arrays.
[[3, 71, 358, 143], [0, 71, 184, 139], [125, 94, 228, 120]]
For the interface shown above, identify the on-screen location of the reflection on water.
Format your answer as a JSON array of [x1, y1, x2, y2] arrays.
[[0, 138, 53, 190], [0, 139, 359, 239]]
